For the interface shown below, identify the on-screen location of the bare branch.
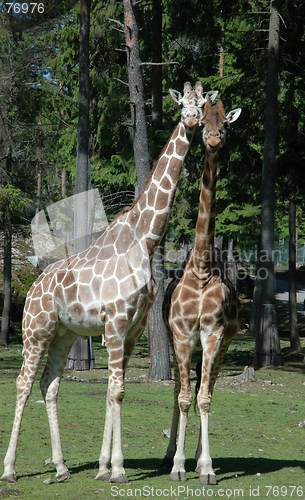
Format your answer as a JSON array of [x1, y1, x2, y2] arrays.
[[114, 77, 129, 87], [111, 27, 125, 34], [109, 18, 124, 29], [141, 61, 178, 66], [278, 12, 287, 28], [242, 11, 270, 14]]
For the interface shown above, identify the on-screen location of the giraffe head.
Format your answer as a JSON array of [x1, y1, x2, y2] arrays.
[[169, 82, 218, 130], [200, 99, 241, 152]]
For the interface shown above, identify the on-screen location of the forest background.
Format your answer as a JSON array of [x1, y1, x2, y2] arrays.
[[0, 0, 305, 368]]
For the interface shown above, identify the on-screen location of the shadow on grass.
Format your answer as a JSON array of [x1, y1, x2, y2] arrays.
[[34, 456, 305, 483], [0, 355, 22, 372], [213, 457, 305, 482]]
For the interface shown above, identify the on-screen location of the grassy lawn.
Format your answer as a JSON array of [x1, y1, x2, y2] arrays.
[[1, 315, 305, 499]]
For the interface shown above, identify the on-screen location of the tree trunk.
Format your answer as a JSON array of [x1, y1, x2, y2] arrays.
[[66, 336, 95, 371], [62, 167, 67, 197], [0, 151, 12, 345], [74, 0, 91, 253], [226, 237, 237, 290], [151, 0, 162, 127], [253, 0, 282, 368], [219, 24, 225, 77], [148, 236, 171, 380], [0, 211, 12, 345], [123, 0, 151, 193], [34, 160, 42, 268], [67, 0, 94, 371], [288, 189, 300, 351], [286, 77, 301, 352], [248, 243, 260, 336], [123, 0, 170, 379], [36, 162, 42, 216], [148, 1, 171, 380]]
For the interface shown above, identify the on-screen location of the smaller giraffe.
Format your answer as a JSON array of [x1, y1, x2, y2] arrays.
[[163, 99, 242, 485]]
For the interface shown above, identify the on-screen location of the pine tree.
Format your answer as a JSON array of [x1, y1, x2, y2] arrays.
[[0, 8, 45, 343], [253, 0, 282, 368]]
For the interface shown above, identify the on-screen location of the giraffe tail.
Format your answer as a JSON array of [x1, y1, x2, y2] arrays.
[[194, 357, 202, 411]]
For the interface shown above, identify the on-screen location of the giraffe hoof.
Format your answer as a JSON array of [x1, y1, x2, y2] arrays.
[[110, 473, 129, 483], [95, 471, 111, 481], [169, 471, 187, 481], [0, 473, 17, 483], [56, 471, 71, 482], [199, 473, 217, 485]]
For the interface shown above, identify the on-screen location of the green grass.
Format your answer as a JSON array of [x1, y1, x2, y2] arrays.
[[1, 332, 305, 500]]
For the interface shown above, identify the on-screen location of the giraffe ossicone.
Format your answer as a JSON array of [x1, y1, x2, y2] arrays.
[[163, 97, 242, 485], [1, 82, 217, 485]]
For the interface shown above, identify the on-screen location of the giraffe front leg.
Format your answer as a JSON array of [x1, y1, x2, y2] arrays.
[[195, 397, 216, 485], [40, 331, 77, 481], [169, 392, 192, 482], [163, 352, 180, 468], [168, 346, 193, 482], [96, 388, 112, 481], [2, 388, 28, 483], [195, 345, 220, 484], [168, 332, 195, 482], [42, 376, 71, 481], [97, 325, 128, 483], [195, 328, 237, 485], [195, 385, 217, 485], [2, 342, 48, 483], [109, 381, 127, 483]]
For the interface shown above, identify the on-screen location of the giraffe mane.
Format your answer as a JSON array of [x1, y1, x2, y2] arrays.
[[127, 130, 179, 212]]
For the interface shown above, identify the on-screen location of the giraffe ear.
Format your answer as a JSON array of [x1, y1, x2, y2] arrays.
[[206, 91, 218, 103], [226, 108, 242, 123], [169, 89, 182, 104], [199, 90, 218, 107]]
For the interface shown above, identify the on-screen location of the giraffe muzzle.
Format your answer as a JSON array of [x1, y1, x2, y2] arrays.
[[207, 136, 221, 150], [184, 117, 199, 130]]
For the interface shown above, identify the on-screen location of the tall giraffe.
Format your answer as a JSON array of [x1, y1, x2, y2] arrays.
[[163, 99, 242, 485], [1, 83, 217, 485]]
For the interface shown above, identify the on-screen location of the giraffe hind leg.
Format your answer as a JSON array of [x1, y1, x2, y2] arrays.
[[39, 329, 77, 481], [162, 350, 180, 468], [1, 340, 49, 482], [195, 331, 224, 485], [168, 335, 194, 482], [195, 325, 238, 485], [97, 322, 129, 483]]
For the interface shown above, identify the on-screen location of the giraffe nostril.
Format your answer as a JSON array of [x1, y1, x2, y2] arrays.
[[186, 108, 197, 119]]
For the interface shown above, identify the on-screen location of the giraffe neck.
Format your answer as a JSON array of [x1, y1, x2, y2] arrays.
[[192, 149, 218, 276], [127, 121, 196, 256]]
